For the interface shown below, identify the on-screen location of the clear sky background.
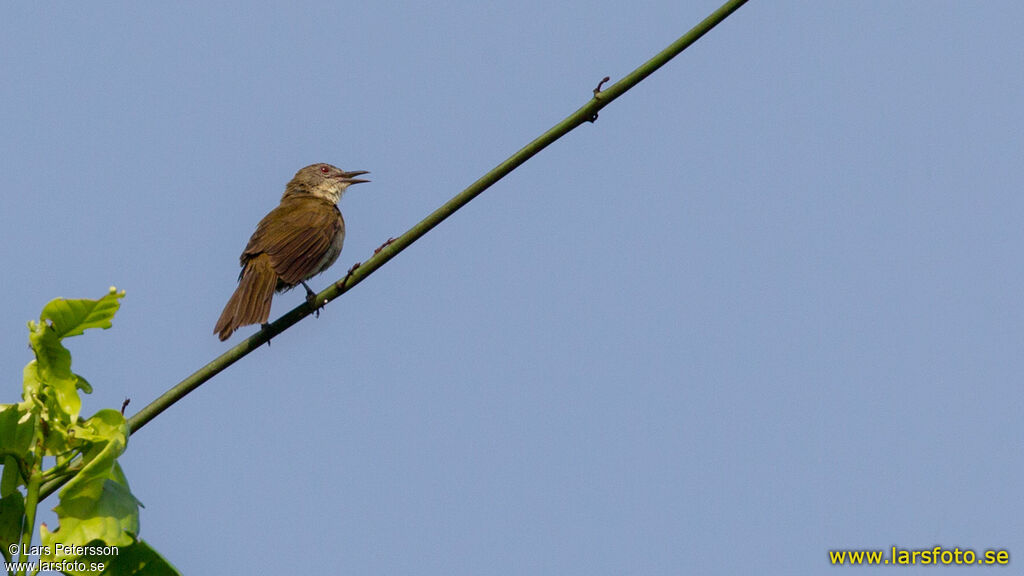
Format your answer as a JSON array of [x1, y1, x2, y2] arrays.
[[1, 1, 1021, 574]]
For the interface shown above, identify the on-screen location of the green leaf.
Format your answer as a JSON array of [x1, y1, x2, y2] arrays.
[[60, 412, 130, 499], [0, 492, 25, 563], [39, 287, 125, 339], [24, 362, 76, 453], [21, 360, 43, 402], [73, 410, 129, 446], [51, 371, 83, 426], [27, 328, 74, 392], [42, 472, 139, 558], [63, 538, 182, 576], [1, 455, 23, 496], [76, 373, 94, 394], [25, 335, 82, 427], [29, 318, 71, 372], [42, 412, 140, 563], [0, 402, 37, 462]]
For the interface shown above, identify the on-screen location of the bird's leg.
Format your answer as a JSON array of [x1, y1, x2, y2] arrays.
[[260, 323, 272, 346], [300, 281, 322, 317], [300, 280, 316, 302]]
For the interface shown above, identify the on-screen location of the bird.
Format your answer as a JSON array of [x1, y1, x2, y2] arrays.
[[214, 163, 369, 341]]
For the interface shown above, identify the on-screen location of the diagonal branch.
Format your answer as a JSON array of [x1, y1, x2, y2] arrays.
[[124, 0, 749, 438], [38, 0, 749, 502]]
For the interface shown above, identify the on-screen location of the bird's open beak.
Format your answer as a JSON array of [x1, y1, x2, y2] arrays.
[[339, 170, 370, 184]]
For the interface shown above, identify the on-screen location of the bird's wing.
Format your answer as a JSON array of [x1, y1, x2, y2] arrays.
[[241, 196, 344, 284]]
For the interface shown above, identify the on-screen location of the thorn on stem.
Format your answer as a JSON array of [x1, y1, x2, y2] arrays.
[[588, 76, 611, 123], [374, 237, 397, 255], [338, 261, 362, 290]]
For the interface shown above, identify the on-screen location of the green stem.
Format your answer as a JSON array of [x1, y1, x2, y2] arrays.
[[124, 0, 749, 436], [17, 449, 42, 576]]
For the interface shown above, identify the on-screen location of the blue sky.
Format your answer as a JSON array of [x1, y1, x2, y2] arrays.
[[1, 1, 1021, 574]]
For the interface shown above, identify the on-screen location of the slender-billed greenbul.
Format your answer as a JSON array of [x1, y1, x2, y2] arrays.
[[214, 163, 369, 340]]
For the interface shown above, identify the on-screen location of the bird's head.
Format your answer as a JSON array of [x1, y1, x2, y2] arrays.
[[285, 163, 370, 203]]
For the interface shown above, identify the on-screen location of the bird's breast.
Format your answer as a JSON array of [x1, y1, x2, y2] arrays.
[[310, 222, 345, 279]]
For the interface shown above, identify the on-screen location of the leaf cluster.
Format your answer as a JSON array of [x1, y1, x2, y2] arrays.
[[0, 288, 178, 575]]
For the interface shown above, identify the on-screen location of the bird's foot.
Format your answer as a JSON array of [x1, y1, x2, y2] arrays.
[[260, 323, 272, 346], [374, 237, 396, 255]]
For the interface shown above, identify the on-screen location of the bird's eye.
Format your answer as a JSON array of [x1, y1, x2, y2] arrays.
[[320, 166, 329, 174]]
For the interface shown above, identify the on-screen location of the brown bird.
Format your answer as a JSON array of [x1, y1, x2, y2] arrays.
[[214, 163, 370, 341]]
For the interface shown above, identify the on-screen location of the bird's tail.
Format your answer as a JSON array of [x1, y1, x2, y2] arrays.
[[214, 254, 277, 341]]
